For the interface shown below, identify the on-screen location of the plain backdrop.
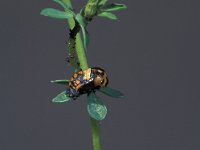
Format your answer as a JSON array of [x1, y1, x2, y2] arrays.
[[1, 0, 200, 150]]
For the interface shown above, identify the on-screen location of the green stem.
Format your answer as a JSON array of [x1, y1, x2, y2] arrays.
[[62, 0, 89, 70], [62, 0, 102, 150], [90, 118, 102, 150], [75, 33, 89, 70]]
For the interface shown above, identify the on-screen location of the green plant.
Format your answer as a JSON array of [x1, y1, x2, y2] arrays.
[[40, 0, 127, 149]]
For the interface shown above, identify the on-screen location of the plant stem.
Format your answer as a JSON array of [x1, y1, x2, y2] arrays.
[[62, 0, 89, 70], [90, 118, 102, 150], [75, 34, 89, 70], [62, 1, 102, 150]]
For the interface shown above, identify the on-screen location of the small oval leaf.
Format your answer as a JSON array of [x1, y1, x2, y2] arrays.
[[98, 12, 118, 20], [87, 92, 107, 121], [40, 8, 73, 19], [52, 91, 71, 103], [98, 87, 124, 98]]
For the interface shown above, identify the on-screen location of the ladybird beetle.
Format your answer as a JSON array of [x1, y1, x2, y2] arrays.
[[66, 67, 109, 99]]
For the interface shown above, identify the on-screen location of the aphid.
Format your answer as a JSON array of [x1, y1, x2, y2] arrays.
[[66, 67, 109, 99], [66, 55, 74, 63]]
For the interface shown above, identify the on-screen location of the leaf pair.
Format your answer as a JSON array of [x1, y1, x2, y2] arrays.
[[51, 91, 107, 120], [51, 82, 124, 121], [40, 0, 75, 19], [97, 3, 127, 20]]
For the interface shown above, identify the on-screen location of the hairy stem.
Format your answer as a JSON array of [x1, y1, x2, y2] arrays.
[[62, 0, 102, 150]]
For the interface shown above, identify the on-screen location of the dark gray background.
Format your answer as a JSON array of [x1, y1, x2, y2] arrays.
[[1, 0, 200, 150]]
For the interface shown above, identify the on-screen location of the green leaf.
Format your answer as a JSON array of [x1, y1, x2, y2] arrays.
[[53, 0, 68, 9], [53, 0, 75, 16], [98, 12, 118, 20], [80, 7, 85, 16], [75, 14, 89, 49], [100, 3, 127, 12], [75, 13, 87, 27], [81, 27, 89, 50], [98, 87, 124, 98], [51, 80, 70, 85], [97, 0, 107, 5], [87, 92, 107, 121], [40, 8, 73, 19], [60, 0, 73, 9], [52, 91, 71, 103]]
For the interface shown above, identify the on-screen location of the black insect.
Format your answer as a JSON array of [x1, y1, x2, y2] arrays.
[[66, 67, 109, 99]]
